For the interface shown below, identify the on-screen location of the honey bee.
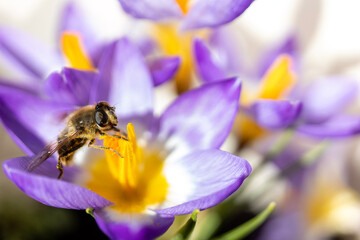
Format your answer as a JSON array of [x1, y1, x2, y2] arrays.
[[27, 101, 127, 179]]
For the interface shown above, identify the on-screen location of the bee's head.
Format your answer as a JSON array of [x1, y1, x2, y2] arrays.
[[94, 101, 118, 131]]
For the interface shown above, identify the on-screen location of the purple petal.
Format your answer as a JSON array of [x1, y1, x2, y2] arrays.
[[0, 99, 45, 155], [147, 56, 181, 86], [297, 115, 360, 138], [249, 99, 302, 129], [94, 208, 174, 240], [209, 28, 243, 77], [91, 38, 154, 127], [118, 0, 182, 21], [58, 3, 104, 65], [0, 26, 61, 79], [258, 36, 298, 79], [157, 149, 252, 215], [44, 68, 97, 106], [0, 84, 75, 146], [158, 78, 241, 152], [181, 0, 255, 30], [3, 157, 112, 209], [193, 38, 227, 83], [301, 77, 358, 124]]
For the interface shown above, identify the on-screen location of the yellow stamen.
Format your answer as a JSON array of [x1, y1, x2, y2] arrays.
[[257, 54, 295, 100], [152, 24, 208, 93], [86, 123, 168, 213], [305, 182, 360, 234], [175, 0, 190, 14], [234, 114, 265, 144], [236, 55, 295, 144], [60, 31, 95, 71]]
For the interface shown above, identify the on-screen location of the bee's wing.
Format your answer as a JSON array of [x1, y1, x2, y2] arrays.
[[26, 131, 79, 172]]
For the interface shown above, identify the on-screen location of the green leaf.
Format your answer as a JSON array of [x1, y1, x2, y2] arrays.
[[171, 209, 200, 240], [192, 211, 221, 240], [214, 202, 276, 240]]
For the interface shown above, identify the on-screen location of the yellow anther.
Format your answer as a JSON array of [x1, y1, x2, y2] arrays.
[[87, 123, 168, 213], [60, 31, 95, 71], [176, 0, 190, 14], [257, 54, 295, 100], [152, 24, 209, 93]]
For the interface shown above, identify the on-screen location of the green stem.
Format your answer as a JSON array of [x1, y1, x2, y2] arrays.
[[279, 140, 329, 178], [238, 129, 294, 197], [249, 140, 329, 202], [191, 211, 221, 240], [262, 129, 294, 165], [171, 209, 199, 240], [214, 202, 276, 240]]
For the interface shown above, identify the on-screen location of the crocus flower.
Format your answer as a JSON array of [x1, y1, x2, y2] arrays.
[[194, 37, 301, 143], [1, 38, 251, 239], [257, 146, 360, 240], [194, 36, 360, 140], [294, 76, 360, 138], [117, 0, 255, 31], [116, 0, 255, 93], [0, 2, 180, 87]]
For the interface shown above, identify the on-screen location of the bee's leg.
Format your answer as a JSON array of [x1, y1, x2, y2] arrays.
[[56, 158, 64, 180], [111, 134, 128, 141], [88, 138, 124, 158], [98, 129, 128, 141], [112, 126, 128, 140]]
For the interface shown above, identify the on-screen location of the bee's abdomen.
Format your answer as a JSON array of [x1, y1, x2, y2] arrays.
[[58, 138, 87, 157]]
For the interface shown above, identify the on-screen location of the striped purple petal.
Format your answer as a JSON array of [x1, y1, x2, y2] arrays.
[[193, 38, 227, 83], [301, 76, 358, 124], [209, 28, 243, 77], [91, 38, 154, 132], [3, 156, 112, 209], [59, 2, 105, 65], [181, 0, 255, 30], [0, 99, 45, 155], [0, 84, 75, 153], [258, 36, 298, 79], [117, 0, 182, 21], [157, 78, 241, 153], [0, 26, 61, 79], [147, 56, 181, 86], [249, 99, 302, 129], [94, 208, 174, 240], [157, 149, 252, 215], [297, 115, 360, 138], [44, 68, 97, 106]]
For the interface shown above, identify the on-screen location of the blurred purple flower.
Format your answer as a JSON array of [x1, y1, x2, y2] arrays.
[[1, 38, 251, 239], [117, 0, 255, 31], [0, 2, 179, 87], [295, 76, 360, 138], [257, 148, 360, 240], [193, 37, 301, 134], [193, 37, 360, 138]]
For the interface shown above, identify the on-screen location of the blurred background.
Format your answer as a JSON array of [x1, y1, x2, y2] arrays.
[[1, 0, 360, 239]]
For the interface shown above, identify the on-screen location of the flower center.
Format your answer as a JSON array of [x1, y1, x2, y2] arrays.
[[152, 24, 208, 93], [236, 54, 296, 143], [60, 31, 95, 71], [305, 184, 360, 231], [257, 54, 295, 100], [240, 54, 296, 106], [86, 123, 168, 213]]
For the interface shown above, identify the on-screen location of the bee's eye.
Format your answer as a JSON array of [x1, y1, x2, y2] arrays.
[[95, 110, 109, 127]]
